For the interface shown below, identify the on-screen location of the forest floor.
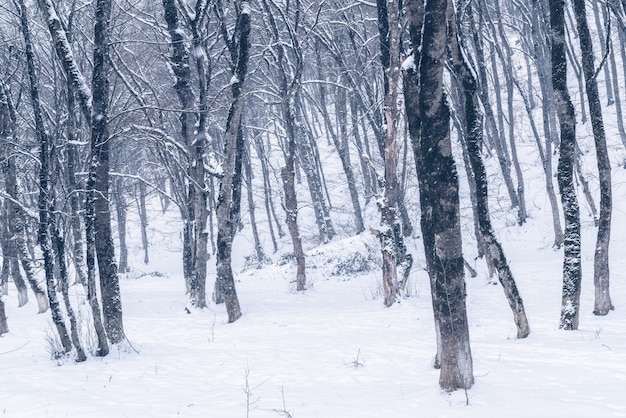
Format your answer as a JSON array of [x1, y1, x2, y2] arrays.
[[2, 177, 626, 417], [4, 114, 626, 417]]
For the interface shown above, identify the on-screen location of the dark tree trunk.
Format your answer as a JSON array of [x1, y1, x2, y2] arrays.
[[571, 0, 613, 315], [37, 0, 109, 354], [215, 1, 251, 323], [418, 0, 473, 390], [91, 0, 125, 343], [403, 0, 442, 368], [549, 0, 582, 330], [162, 0, 207, 308], [447, 3, 530, 339]]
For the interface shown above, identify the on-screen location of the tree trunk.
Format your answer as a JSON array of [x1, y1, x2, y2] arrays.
[[530, 5, 564, 248], [37, 0, 109, 354], [374, 0, 411, 307], [215, 1, 251, 323], [91, 0, 125, 343], [404, 0, 442, 369], [549, 0, 582, 330], [114, 180, 130, 273], [418, 0, 473, 390], [244, 138, 267, 265], [571, 0, 613, 315], [447, 3, 530, 339], [65, 86, 87, 286], [137, 182, 150, 265], [52, 224, 86, 361], [162, 0, 207, 308]]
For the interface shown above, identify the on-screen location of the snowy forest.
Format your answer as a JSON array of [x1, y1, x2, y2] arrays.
[[1, 0, 626, 415]]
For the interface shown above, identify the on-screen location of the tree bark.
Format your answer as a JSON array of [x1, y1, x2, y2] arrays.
[[447, 2, 530, 339], [91, 0, 125, 343], [549, 0, 583, 330], [571, 0, 613, 315], [215, 0, 251, 323], [418, 0, 473, 390]]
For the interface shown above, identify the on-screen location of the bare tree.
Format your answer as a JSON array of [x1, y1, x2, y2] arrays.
[[214, 0, 252, 323], [548, 0, 582, 330], [571, 0, 613, 316]]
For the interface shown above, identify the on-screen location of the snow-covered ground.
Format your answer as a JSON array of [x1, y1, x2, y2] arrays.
[[4, 80, 626, 416], [2, 166, 626, 417]]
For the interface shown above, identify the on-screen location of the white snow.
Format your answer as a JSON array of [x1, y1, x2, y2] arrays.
[[3, 38, 626, 416], [3, 172, 626, 417]]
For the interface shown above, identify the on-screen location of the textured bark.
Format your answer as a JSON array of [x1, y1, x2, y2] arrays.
[[447, 3, 530, 339], [403, 0, 441, 368], [91, 0, 125, 343], [162, 0, 207, 308], [37, 0, 111, 353], [419, 0, 473, 390], [37, 0, 92, 123], [215, 1, 251, 323], [373, 0, 413, 307], [571, 0, 613, 315], [549, 0, 582, 330], [471, 2, 520, 212]]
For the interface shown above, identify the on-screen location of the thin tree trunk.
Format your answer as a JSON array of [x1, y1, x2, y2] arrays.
[[448, 3, 530, 338], [137, 182, 150, 264], [215, 1, 251, 323], [244, 138, 267, 265], [571, 0, 613, 315], [52, 224, 86, 361], [114, 180, 129, 274], [530, 4, 564, 248]]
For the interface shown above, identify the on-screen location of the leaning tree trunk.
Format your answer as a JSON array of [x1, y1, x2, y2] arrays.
[[418, 0, 473, 390], [2, 21, 49, 313], [549, 0, 582, 330], [447, 2, 530, 339], [571, 0, 613, 315], [214, 1, 251, 323]]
